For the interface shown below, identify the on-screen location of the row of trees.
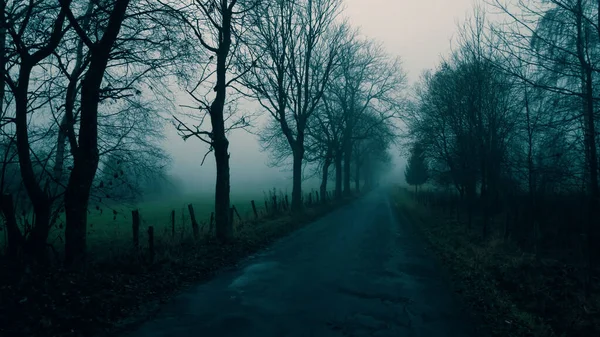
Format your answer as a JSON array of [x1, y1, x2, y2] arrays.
[[166, 0, 404, 241], [0, 0, 404, 269], [0, 0, 192, 267], [405, 0, 600, 283]]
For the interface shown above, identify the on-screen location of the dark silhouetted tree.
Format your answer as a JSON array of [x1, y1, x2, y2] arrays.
[[404, 142, 428, 194], [243, 0, 345, 212]]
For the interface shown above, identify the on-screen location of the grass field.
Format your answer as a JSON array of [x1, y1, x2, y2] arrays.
[[1, 188, 308, 260], [82, 190, 281, 256], [83, 192, 259, 241]]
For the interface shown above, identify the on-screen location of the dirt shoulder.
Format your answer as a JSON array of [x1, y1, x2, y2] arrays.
[[0, 197, 356, 337], [390, 187, 600, 337]]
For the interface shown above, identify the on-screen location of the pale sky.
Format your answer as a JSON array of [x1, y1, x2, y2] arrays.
[[344, 0, 476, 82], [163, 0, 477, 197]]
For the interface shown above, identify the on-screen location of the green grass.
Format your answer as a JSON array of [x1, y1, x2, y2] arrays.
[[31, 190, 277, 259], [1, 187, 325, 260]]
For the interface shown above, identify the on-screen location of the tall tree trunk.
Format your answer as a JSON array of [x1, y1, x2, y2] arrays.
[[64, 0, 130, 267], [320, 156, 331, 204], [55, 2, 91, 196], [335, 150, 343, 199], [213, 134, 231, 241], [291, 140, 304, 212], [1, 194, 23, 261], [10, 5, 69, 264], [14, 64, 53, 264], [64, 71, 102, 267], [26, 206, 52, 263], [211, 5, 234, 242]]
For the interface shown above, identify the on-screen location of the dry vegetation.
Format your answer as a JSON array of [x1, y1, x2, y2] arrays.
[[391, 186, 600, 337]]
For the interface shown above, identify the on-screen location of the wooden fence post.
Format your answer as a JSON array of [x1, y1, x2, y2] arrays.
[[264, 200, 269, 215], [171, 210, 175, 238], [148, 226, 154, 263], [251, 200, 258, 219], [285, 195, 289, 208], [132, 209, 140, 249], [232, 205, 242, 222], [209, 212, 215, 234], [315, 191, 319, 204], [188, 204, 200, 240]]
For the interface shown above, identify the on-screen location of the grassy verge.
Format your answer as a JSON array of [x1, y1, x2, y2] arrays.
[[0, 196, 357, 337], [390, 186, 600, 337], [0, 191, 270, 256]]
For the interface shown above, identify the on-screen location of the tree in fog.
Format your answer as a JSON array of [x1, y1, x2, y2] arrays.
[[0, 0, 175, 266], [489, 0, 600, 279], [404, 1, 600, 290], [304, 93, 345, 199], [350, 110, 397, 191], [243, 0, 345, 212], [59, 0, 135, 266], [1, 0, 71, 262], [304, 100, 341, 203], [325, 31, 405, 196], [408, 9, 517, 235], [404, 142, 428, 193], [162, 0, 254, 242]]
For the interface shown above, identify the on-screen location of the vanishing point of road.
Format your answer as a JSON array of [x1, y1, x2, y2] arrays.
[[122, 189, 476, 337]]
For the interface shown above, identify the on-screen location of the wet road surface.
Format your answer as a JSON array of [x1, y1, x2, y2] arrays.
[[123, 189, 475, 337]]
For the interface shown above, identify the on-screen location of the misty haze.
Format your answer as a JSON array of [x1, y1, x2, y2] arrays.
[[1, 0, 599, 336]]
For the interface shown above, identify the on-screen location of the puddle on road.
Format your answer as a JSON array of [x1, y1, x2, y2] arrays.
[[228, 261, 280, 290], [226, 261, 287, 314]]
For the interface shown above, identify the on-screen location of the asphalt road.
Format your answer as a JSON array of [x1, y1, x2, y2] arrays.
[[123, 189, 475, 337]]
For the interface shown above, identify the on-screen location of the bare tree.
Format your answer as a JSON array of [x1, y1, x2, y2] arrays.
[[2, 0, 69, 263], [327, 34, 405, 196], [60, 0, 133, 267], [489, 0, 600, 287], [160, 0, 253, 242], [244, 0, 345, 212]]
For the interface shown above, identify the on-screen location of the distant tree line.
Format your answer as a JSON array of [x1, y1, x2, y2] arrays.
[[0, 0, 404, 269]]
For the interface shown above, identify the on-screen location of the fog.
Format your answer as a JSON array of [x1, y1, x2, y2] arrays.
[[162, 0, 477, 195], [8, 1, 599, 336]]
